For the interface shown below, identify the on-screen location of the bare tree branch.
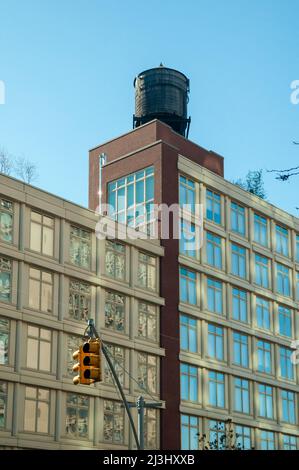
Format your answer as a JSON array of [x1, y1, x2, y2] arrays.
[[0, 147, 14, 175], [14, 157, 38, 184]]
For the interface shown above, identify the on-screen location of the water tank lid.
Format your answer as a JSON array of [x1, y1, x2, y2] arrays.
[[133, 65, 189, 87]]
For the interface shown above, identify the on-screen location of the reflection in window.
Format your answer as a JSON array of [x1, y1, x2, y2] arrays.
[[137, 352, 157, 395], [104, 400, 124, 444], [0, 257, 11, 302], [181, 414, 200, 450], [180, 363, 198, 402], [104, 344, 125, 387], [260, 430, 274, 450], [209, 420, 225, 449], [180, 267, 196, 304], [69, 280, 91, 321], [138, 302, 157, 342], [67, 335, 82, 377], [276, 263, 290, 297], [180, 315, 197, 353], [108, 166, 155, 233], [144, 408, 158, 450], [232, 288, 247, 323], [179, 175, 195, 213], [256, 297, 270, 330], [0, 198, 13, 243], [0, 317, 9, 365], [258, 384, 273, 419], [105, 241, 125, 280], [0, 381, 7, 429], [137, 252, 156, 291], [105, 291, 125, 333], [206, 190, 221, 224], [280, 347, 294, 380], [66, 393, 89, 438], [231, 202, 245, 235], [70, 226, 91, 269], [254, 214, 267, 246]]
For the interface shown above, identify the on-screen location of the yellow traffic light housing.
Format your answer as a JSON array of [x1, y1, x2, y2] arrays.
[[72, 339, 102, 385]]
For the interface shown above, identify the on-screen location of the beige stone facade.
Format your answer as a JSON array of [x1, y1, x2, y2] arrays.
[[0, 173, 164, 450]]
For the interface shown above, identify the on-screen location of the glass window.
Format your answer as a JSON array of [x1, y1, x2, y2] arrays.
[[254, 214, 268, 246], [207, 232, 222, 269], [0, 381, 7, 429], [180, 220, 196, 258], [180, 267, 196, 304], [0, 317, 9, 365], [276, 225, 289, 257], [206, 189, 221, 224], [181, 414, 200, 450], [108, 166, 155, 233], [235, 425, 251, 449], [66, 335, 81, 377], [209, 420, 225, 449], [24, 386, 49, 433], [137, 352, 157, 395], [231, 244, 246, 278], [180, 315, 197, 353], [296, 234, 299, 263], [105, 291, 125, 333], [137, 252, 156, 291], [256, 297, 270, 330], [65, 393, 89, 438], [234, 378, 250, 414], [104, 344, 125, 387], [276, 263, 290, 296], [280, 347, 294, 380], [70, 226, 91, 269], [255, 254, 269, 288], [0, 257, 11, 302], [258, 384, 273, 419], [0, 198, 13, 243], [179, 175, 195, 213], [231, 202, 245, 236], [29, 267, 53, 313], [233, 332, 249, 368], [30, 211, 54, 257], [260, 430, 275, 450], [180, 363, 198, 402], [105, 240, 125, 281], [26, 325, 51, 372], [281, 390, 295, 424], [208, 371, 225, 408], [103, 400, 124, 444], [296, 272, 299, 300], [278, 306, 292, 337], [144, 408, 158, 450], [257, 340, 272, 374], [283, 435, 297, 450], [207, 278, 223, 314], [138, 302, 157, 342], [232, 288, 247, 322], [208, 324, 224, 360], [69, 280, 91, 322]]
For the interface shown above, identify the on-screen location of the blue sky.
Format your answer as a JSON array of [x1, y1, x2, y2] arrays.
[[1, 0, 299, 215]]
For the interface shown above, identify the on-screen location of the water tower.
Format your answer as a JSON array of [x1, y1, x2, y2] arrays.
[[133, 64, 191, 138]]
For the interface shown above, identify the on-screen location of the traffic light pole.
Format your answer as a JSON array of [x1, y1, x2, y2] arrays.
[[85, 319, 141, 450], [129, 396, 163, 450]]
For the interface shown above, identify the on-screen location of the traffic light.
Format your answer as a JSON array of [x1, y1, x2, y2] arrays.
[[73, 339, 102, 385]]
